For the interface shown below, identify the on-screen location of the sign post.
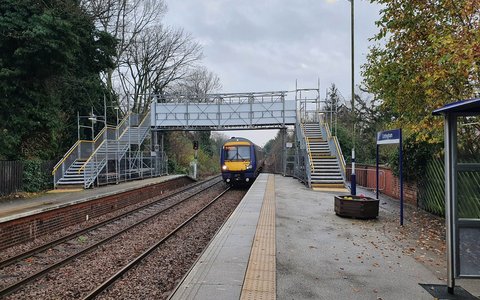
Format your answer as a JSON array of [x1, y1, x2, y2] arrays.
[[376, 129, 403, 226]]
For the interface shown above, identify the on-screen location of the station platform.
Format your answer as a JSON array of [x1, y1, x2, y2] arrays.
[[1, 173, 478, 299], [170, 174, 480, 300], [0, 175, 186, 223]]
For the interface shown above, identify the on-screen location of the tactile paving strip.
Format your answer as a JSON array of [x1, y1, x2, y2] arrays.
[[240, 175, 276, 300]]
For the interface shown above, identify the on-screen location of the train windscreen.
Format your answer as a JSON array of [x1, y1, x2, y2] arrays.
[[224, 146, 251, 161]]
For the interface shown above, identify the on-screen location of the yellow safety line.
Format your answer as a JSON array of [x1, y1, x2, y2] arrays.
[[240, 175, 276, 300]]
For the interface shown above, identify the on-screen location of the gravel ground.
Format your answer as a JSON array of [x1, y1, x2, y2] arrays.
[[4, 182, 239, 299], [98, 188, 247, 300], [0, 178, 220, 291]]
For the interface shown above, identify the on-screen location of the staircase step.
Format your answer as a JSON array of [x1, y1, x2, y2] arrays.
[[311, 179, 343, 183], [58, 180, 85, 184], [311, 183, 345, 188], [310, 175, 343, 178], [311, 169, 340, 173]]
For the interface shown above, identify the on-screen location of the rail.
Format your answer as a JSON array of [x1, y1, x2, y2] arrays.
[[82, 186, 230, 300], [0, 177, 223, 298], [324, 120, 346, 176], [333, 136, 346, 176], [294, 119, 312, 187], [78, 140, 106, 174]]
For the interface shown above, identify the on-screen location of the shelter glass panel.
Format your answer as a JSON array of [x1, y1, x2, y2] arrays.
[[458, 226, 480, 277], [457, 171, 480, 219], [456, 116, 480, 163]]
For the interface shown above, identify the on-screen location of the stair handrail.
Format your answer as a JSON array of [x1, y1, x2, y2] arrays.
[[52, 140, 83, 175], [79, 111, 150, 180], [137, 111, 150, 127], [53, 108, 152, 188], [78, 140, 106, 173], [295, 115, 312, 187], [321, 116, 347, 181], [76, 111, 133, 172], [83, 155, 107, 188], [52, 117, 123, 183], [305, 136, 315, 172], [52, 113, 123, 176], [52, 139, 96, 188]]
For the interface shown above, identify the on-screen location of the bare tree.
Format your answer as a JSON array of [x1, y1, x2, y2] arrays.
[[174, 67, 222, 101], [80, 0, 168, 112], [118, 25, 203, 113]]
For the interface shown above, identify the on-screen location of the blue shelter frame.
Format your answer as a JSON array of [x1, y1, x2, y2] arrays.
[[433, 98, 480, 294]]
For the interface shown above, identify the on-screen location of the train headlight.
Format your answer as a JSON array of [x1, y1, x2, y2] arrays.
[[246, 165, 253, 170], [222, 165, 228, 171]]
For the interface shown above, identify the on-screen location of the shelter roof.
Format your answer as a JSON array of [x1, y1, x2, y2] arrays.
[[432, 98, 480, 115]]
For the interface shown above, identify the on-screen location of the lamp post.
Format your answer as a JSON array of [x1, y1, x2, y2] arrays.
[[349, 0, 356, 196]]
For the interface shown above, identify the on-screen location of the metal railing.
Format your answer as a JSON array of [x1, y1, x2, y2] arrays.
[[322, 117, 347, 181], [294, 115, 312, 187], [52, 110, 154, 188], [78, 112, 151, 188]]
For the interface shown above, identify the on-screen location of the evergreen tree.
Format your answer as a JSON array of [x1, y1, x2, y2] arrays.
[[0, 0, 115, 159]]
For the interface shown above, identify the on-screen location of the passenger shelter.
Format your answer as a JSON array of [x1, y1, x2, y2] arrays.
[[433, 98, 480, 294]]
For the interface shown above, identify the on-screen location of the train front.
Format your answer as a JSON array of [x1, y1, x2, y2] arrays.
[[220, 138, 256, 185]]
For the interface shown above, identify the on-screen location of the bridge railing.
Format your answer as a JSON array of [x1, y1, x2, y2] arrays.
[[294, 114, 312, 187], [320, 114, 347, 182], [152, 91, 296, 130]]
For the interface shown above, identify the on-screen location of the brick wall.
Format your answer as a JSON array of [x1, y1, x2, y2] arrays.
[[0, 177, 193, 250], [346, 164, 417, 205]]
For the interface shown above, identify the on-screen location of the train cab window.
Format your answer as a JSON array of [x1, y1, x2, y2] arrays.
[[224, 146, 251, 160]]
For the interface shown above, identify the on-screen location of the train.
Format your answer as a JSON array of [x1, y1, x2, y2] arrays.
[[220, 137, 265, 185]]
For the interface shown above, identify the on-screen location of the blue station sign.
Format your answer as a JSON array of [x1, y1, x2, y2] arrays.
[[377, 129, 401, 145]]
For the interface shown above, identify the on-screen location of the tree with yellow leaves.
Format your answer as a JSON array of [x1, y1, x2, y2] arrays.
[[363, 0, 480, 143]]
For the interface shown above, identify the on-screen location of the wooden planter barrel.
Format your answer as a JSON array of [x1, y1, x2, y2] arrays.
[[334, 195, 379, 219]]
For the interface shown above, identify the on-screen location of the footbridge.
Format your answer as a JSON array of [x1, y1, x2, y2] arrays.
[[151, 89, 348, 190], [53, 88, 348, 191], [151, 91, 295, 130]]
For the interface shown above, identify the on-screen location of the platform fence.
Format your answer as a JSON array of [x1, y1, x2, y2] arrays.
[[0, 160, 55, 196]]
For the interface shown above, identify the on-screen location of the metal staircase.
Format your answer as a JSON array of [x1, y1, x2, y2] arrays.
[[52, 112, 159, 189], [303, 122, 345, 190]]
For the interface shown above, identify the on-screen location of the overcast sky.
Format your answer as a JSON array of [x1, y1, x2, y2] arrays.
[[164, 0, 383, 146]]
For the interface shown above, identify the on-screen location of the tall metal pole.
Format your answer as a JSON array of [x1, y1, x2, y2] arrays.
[[445, 114, 457, 294], [104, 95, 108, 184], [350, 0, 357, 195]]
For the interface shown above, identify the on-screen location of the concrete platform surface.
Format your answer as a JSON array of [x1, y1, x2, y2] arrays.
[[276, 175, 444, 299], [171, 174, 480, 300], [170, 174, 269, 300], [0, 175, 186, 223]]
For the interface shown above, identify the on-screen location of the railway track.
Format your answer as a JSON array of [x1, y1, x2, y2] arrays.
[[0, 176, 224, 298], [83, 187, 231, 300]]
